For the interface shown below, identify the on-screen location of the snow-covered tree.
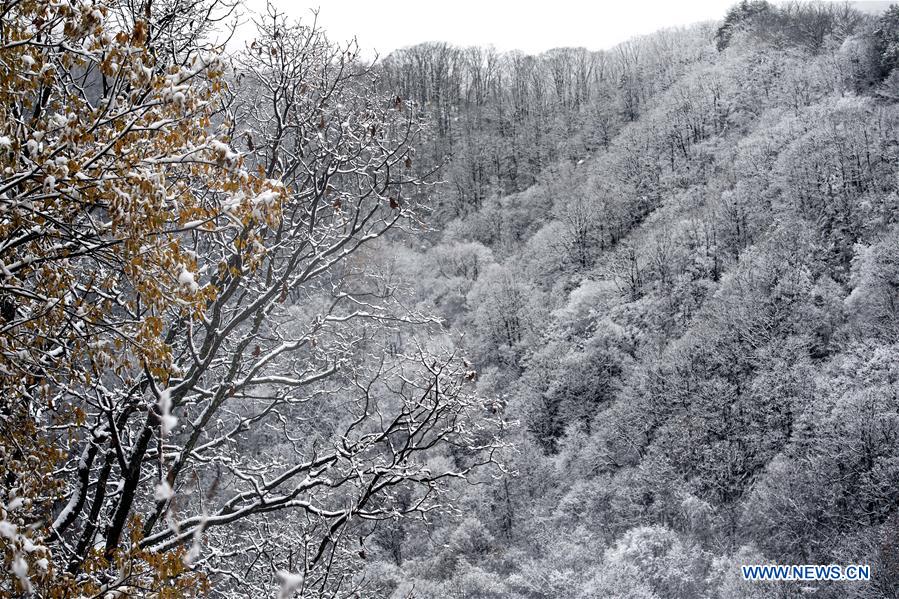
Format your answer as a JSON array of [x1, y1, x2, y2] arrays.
[[0, 2, 502, 596]]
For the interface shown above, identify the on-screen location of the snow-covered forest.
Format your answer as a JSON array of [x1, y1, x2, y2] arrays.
[[3, 0, 899, 597]]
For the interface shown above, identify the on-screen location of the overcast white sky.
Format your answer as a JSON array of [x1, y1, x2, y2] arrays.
[[236, 1, 736, 57]]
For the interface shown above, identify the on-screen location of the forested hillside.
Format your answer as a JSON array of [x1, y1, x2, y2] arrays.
[[4, 1, 899, 597], [356, 2, 899, 597]]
